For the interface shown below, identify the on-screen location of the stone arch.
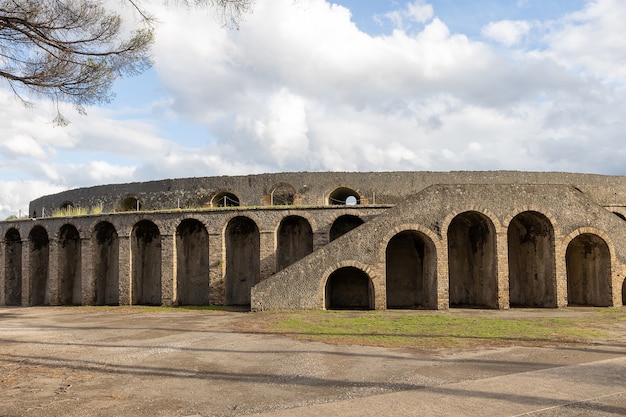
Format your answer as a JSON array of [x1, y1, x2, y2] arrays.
[[131, 220, 162, 305], [120, 196, 143, 212], [328, 187, 361, 205], [225, 216, 260, 306], [270, 183, 296, 206], [212, 191, 240, 207], [276, 215, 313, 271], [325, 266, 373, 310], [566, 233, 612, 307], [4, 228, 22, 306], [93, 221, 119, 305], [447, 211, 498, 308], [386, 230, 437, 309], [507, 211, 557, 308], [176, 218, 209, 305], [329, 214, 364, 242], [59, 224, 82, 305], [28, 225, 50, 306]]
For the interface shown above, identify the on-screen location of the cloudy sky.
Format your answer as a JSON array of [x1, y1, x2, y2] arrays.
[[2, 0, 626, 218]]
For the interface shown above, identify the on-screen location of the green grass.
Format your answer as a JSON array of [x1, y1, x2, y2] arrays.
[[247, 309, 624, 349]]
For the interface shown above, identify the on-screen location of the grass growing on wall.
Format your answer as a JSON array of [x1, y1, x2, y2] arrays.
[[51, 205, 103, 217]]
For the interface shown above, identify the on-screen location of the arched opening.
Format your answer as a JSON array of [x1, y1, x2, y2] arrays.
[[94, 221, 119, 306], [325, 267, 373, 310], [271, 183, 296, 206], [212, 191, 240, 207], [176, 219, 209, 305], [59, 224, 82, 305], [386, 230, 436, 309], [120, 196, 143, 212], [566, 233, 612, 307], [132, 220, 161, 305], [276, 216, 313, 271], [328, 187, 361, 205], [622, 279, 625, 306], [329, 215, 364, 242], [447, 211, 497, 308], [225, 216, 260, 306], [507, 211, 556, 308], [4, 228, 22, 306], [28, 226, 49, 306]]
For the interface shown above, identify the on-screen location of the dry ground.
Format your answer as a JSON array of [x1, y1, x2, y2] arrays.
[[0, 307, 624, 416]]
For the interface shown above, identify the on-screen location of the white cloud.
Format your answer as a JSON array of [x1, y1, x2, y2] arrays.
[[482, 20, 532, 46], [384, 1, 434, 31], [4, 0, 626, 218], [1, 135, 47, 159], [543, 0, 626, 82]]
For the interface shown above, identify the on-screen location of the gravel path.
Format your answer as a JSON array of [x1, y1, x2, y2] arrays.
[[0, 307, 624, 416]]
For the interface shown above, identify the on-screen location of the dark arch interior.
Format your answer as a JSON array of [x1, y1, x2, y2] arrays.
[[94, 221, 119, 305], [59, 224, 82, 305], [508, 211, 556, 308], [176, 219, 209, 305], [4, 228, 22, 306], [276, 216, 313, 271], [271, 183, 296, 205], [325, 267, 372, 310], [566, 233, 612, 307], [132, 220, 161, 305], [386, 231, 431, 309], [225, 216, 259, 306], [328, 187, 360, 205], [29, 226, 49, 306], [447, 211, 497, 308], [120, 196, 143, 211], [329, 215, 364, 241], [213, 192, 240, 207]]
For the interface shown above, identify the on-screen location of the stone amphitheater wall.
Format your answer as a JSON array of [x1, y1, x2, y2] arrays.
[[3, 171, 626, 311]]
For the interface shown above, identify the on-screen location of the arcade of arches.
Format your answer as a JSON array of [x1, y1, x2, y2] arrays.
[[1, 209, 622, 310]]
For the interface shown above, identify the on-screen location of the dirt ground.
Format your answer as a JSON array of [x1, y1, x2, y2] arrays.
[[0, 307, 624, 417]]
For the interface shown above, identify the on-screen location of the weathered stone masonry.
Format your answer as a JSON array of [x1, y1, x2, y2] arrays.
[[2, 171, 626, 310]]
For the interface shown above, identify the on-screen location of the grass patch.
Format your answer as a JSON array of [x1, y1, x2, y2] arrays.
[[242, 309, 623, 349]]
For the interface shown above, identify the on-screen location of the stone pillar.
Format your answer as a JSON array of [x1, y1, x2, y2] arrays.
[[208, 232, 224, 305], [259, 230, 275, 281], [611, 263, 624, 308], [161, 234, 175, 306], [0, 238, 5, 306], [496, 229, 510, 309], [21, 239, 31, 306], [81, 237, 95, 305], [370, 262, 386, 310], [436, 241, 450, 310], [118, 235, 132, 305], [554, 242, 568, 308], [313, 230, 327, 251], [48, 239, 60, 306]]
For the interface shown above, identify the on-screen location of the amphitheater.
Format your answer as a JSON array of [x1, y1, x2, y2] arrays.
[[2, 171, 626, 311]]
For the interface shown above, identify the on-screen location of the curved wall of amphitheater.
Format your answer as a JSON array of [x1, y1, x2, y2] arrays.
[[2, 171, 626, 310]]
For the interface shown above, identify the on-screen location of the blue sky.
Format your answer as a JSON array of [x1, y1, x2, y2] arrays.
[[1, 0, 625, 218]]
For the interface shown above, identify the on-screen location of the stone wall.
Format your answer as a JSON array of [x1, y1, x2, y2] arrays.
[[3, 171, 626, 311], [28, 171, 626, 217], [251, 184, 626, 310], [0, 205, 384, 307]]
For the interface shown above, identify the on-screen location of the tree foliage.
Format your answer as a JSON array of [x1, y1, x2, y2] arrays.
[[0, 0, 253, 111]]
